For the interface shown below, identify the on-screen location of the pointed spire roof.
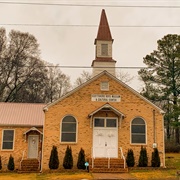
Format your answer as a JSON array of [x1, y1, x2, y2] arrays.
[[95, 9, 113, 44]]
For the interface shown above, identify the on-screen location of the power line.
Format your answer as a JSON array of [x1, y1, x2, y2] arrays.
[[0, 2, 180, 8], [0, 65, 146, 69], [0, 24, 180, 28]]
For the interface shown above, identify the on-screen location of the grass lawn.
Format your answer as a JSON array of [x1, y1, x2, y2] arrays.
[[0, 153, 179, 179], [0, 172, 93, 180], [130, 153, 180, 180]]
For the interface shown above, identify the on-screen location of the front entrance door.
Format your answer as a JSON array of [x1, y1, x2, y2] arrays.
[[93, 118, 118, 158], [28, 135, 39, 158]]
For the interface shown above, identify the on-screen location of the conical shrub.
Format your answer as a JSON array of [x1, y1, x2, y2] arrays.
[[77, 148, 86, 169], [49, 145, 59, 169], [7, 154, 14, 171], [138, 146, 148, 167], [63, 145, 73, 169], [126, 149, 135, 167], [151, 148, 160, 167]]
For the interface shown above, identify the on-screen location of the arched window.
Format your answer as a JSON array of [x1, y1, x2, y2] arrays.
[[131, 117, 146, 144], [61, 116, 77, 142]]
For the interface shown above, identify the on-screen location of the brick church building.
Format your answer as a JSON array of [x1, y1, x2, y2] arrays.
[[0, 9, 165, 172]]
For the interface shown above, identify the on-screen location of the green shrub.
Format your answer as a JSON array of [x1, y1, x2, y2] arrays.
[[138, 146, 148, 167], [63, 145, 73, 169], [49, 145, 59, 169], [7, 154, 14, 171], [151, 148, 160, 167], [77, 148, 86, 169], [126, 149, 135, 167]]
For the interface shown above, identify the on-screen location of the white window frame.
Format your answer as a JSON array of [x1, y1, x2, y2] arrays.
[[60, 115, 78, 144], [100, 81, 109, 91], [130, 117, 147, 145], [2, 129, 15, 150], [94, 117, 118, 129]]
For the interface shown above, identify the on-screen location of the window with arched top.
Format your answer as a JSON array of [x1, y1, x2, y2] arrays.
[[131, 117, 146, 144], [61, 116, 77, 142]]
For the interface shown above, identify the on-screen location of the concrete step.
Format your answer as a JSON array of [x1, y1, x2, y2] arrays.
[[90, 167, 128, 173], [21, 159, 40, 172], [88, 158, 127, 173]]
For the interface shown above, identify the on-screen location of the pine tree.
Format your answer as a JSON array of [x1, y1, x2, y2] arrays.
[[49, 145, 59, 169], [126, 149, 135, 167], [0, 156, 2, 170], [7, 154, 14, 171], [151, 148, 160, 167], [63, 146, 73, 169], [77, 148, 86, 169], [138, 146, 148, 167]]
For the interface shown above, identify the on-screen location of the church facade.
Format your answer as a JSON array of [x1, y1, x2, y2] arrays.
[[41, 9, 165, 171]]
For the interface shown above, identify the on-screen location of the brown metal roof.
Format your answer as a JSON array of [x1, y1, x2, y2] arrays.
[[0, 103, 45, 126], [95, 9, 113, 44]]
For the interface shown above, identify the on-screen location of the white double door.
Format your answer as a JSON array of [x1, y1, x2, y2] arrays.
[[93, 118, 118, 158]]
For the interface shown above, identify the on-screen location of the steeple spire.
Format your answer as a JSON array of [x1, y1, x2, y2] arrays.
[[92, 9, 116, 77], [95, 9, 113, 44]]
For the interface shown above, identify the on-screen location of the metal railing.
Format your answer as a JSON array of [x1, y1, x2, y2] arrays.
[[20, 150, 25, 170], [119, 147, 126, 169], [107, 148, 110, 168], [38, 151, 42, 170], [91, 147, 95, 168]]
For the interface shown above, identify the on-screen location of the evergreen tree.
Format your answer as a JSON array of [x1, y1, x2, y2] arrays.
[[0, 156, 2, 170], [126, 149, 135, 167], [77, 148, 86, 169], [49, 145, 59, 169], [138, 146, 148, 167], [63, 146, 73, 169], [138, 34, 180, 143], [151, 148, 161, 167], [7, 154, 14, 171]]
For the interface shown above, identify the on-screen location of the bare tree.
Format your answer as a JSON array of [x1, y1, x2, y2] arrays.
[[0, 29, 44, 102], [45, 64, 71, 103], [0, 28, 72, 103], [116, 70, 134, 84], [74, 71, 91, 87]]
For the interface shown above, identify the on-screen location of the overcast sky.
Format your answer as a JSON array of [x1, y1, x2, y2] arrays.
[[0, 0, 180, 91]]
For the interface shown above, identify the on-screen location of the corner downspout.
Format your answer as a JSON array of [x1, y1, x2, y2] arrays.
[[153, 110, 156, 144], [40, 108, 47, 172], [162, 112, 166, 167]]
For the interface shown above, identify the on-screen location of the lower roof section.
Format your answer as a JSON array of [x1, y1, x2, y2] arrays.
[[0, 103, 45, 126]]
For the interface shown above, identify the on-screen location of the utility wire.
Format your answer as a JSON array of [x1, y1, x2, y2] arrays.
[[0, 24, 180, 28], [0, 2, 180, 8], [0, 65, 146, 69]]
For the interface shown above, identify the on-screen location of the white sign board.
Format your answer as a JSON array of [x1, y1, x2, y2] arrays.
[[91, 94, 121, 102]]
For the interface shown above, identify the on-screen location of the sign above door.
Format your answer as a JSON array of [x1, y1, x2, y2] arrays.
[[91, 94, 121, 102]]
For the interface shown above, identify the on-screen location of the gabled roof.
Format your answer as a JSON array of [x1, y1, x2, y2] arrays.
[[88, 103, 125, 118], [23, 127, 43, 135], [44, 71, 164, 114], [95, 9, 113, 44], [0, 103, 45, 126]]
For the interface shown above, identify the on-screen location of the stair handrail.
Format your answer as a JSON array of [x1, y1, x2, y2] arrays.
[[107, 148, 110, 168], [91, 147, 95, 168], [20, 150, 25, 170], [119, 147, 126, 169], [38, 150, 42, 169]]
